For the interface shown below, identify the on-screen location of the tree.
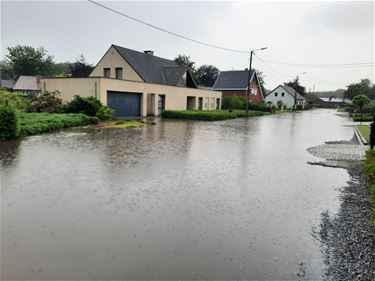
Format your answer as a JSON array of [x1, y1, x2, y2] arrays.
[[53, 62, 73, 77], [0, 60, 14, 79], [352, 94, 371, 123], [195, 65, 219, 87], [344, 79, 375, 100], [174, 54, 195, 71], [256, 71, 267, 96], [5, 45, 54, 77], [69, 55, 94, 77], [284, 77, 306, 96]]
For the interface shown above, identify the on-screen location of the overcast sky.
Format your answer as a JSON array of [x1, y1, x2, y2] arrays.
[[1, 0, 374, 91]]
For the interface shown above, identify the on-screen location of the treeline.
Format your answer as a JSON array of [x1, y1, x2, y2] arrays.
[[0, 45, 94, 79]]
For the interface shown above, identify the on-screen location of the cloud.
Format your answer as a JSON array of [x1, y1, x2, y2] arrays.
[[309, 1, 374, 30]]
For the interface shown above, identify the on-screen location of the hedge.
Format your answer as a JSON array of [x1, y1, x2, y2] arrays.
[[161, 110, 270, 121]]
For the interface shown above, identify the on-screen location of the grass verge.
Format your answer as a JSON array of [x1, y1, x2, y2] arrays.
[[18, 112, 98, 137], [364, 149, 375, 226], [161, 110, 271, 121], [357, 125, 370, 143]]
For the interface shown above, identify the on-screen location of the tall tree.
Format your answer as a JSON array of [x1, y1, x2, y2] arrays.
[[256, 70, 267, 95], [0, 60, 14, 79], [69, 55, 94, 77], [284, 77, 306, 96], [5, 45, 54, 77], [195, 65, 219, 87], [352, 94, 371, 123], [174, 54, 195, 72], [344, 79, 374, 100]]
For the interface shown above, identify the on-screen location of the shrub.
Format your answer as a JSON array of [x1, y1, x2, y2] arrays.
[[0, 89, 30, 111], [0, 105, 19, 140], [248, 101, 270, 112], [64, 95, 102, 116], [26, 91, 63, 113], [96, 106, 114, 121], [221, 96, 246, 110], [162, 110, 269, 121], [18, 112, 98, 136]]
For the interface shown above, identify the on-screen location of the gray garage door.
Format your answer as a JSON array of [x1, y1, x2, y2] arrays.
[[107, 91, 141, 118]]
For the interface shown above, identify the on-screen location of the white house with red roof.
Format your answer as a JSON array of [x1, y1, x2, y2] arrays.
[[264, 85, 306, 109]]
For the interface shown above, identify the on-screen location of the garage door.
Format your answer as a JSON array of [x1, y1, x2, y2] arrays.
[[107, 91, 141, 118]]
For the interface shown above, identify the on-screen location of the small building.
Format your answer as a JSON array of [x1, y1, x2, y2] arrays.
[[264, 85, 306, 109], [13, 75, 41, 94], [212, 70, 264, 102], [42, 45, 221, 117], [312, 97, 350, 108], [0, 79, 14, 90]]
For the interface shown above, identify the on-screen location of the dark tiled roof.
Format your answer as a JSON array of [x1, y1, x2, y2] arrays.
[[212, 70, 255, 90], [280, 85, 305, 100], [112, 45, 187, 86]]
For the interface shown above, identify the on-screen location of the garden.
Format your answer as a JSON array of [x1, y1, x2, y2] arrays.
[[0, 89, 143, 141]]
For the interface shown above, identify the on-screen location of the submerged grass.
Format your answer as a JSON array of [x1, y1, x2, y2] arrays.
[[18, 112, 98, 137], [161, 110, 271, 121], [97, 120, 146, 128], [364, 149, 375, 226]]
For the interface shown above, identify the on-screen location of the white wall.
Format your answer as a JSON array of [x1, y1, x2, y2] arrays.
[[264, 86, 296, 109]]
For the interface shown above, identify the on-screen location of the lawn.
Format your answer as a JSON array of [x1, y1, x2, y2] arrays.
[[97, 120, 147, 128], [18, 112, 98, 137], [357, 125, 370, 143], [161, 110, 271, 121]]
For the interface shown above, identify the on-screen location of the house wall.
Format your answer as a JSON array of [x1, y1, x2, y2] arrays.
[[41, 77, 222, 116], [41, 77, 100, 101], [219, 82, 263, 103], [89, 46, 143, 82], [265, 85, 297, 109]]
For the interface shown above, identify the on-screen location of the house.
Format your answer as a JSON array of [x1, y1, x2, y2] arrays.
[[312, 97, 351, 108], [42, 45, 221, 117], [264, 85, 306, 109], [13, 75, 41, 94], [212, 69, 264, 102]]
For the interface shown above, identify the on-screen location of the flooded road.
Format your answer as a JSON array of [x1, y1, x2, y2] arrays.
[[1, 109, 354, 280]]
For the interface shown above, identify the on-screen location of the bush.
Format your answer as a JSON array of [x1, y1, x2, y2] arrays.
[[248, 101, 270, 112], [0, 105, 19, 140], [18, 112, 98, 136], [64, 95, 102, 116], [162, 110, 269, 121], [353, 114, 374, 122], [96, 106, 114, 121], [364, 149, 375, 226], [0, 89, 30, 111], [221, 96, 246, 110], [26, 91, 63, 113]]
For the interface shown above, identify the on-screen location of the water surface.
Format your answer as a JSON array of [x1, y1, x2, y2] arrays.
[[1, 109, 352, 280]]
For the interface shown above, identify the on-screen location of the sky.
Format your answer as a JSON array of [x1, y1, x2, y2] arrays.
[[1, 0, 374, 91]]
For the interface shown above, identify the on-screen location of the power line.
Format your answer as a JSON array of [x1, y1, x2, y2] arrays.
[[87, 0, 249, 54]]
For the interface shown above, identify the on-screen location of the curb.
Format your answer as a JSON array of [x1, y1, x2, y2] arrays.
[[354, 125, 368, 145]]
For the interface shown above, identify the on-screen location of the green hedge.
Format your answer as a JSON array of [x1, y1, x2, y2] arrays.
[[0, 105, 19, 140], [221, 96, 270, 112], [353, 114, 374, 122], [161, 110, 270, 121], [364, 150, 375, 226], [18, 112, 98, 136]]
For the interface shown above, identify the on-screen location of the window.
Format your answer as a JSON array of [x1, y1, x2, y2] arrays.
[[281, 92, 285, 97], [275, 92, 278, 97], [115, 68, 123, 79], [104, 68, 111, 78], [250, 88, 257, 95]]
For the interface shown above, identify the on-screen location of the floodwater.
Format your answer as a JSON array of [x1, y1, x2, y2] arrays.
[[1, 109, 353, 280]]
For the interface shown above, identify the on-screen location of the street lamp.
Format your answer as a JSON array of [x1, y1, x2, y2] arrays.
[[293, 72, 306, 111], [246, 47, 268, 113]]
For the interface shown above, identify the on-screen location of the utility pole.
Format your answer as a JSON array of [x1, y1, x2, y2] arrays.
[[246, 47, 267, 114], [246, 51, 253, 114]]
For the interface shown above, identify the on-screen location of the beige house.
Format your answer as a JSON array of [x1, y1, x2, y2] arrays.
[[42, 45, 221, 117]]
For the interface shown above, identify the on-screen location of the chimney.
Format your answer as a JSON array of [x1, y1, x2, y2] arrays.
[[144, 50, 154, 56]]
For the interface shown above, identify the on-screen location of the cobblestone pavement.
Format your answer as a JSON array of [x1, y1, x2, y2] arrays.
[[307, 136, 366, 161]]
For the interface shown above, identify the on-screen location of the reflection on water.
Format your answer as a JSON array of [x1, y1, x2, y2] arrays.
[[1, 110, 353, 280]]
